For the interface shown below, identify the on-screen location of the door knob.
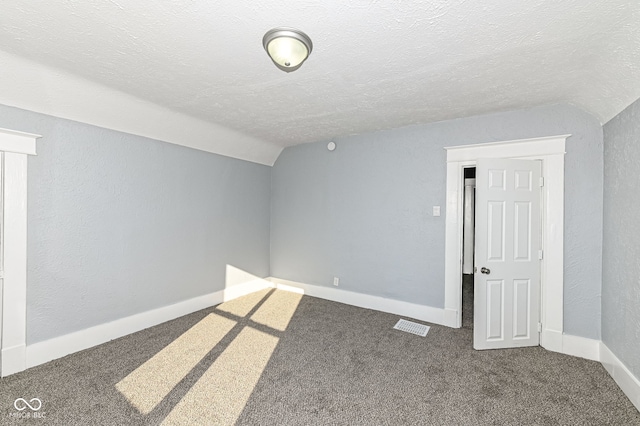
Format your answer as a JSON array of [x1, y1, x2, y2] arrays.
[[480, 267, 491, 275]]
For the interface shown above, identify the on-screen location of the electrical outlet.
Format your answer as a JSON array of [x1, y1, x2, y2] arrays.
[[333, 277, 339, 286]]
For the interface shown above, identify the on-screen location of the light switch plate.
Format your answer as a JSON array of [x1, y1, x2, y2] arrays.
[[433, 206, 441, 216]]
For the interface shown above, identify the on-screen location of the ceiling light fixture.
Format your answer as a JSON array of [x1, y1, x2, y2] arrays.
[[263, 27, 313, 73]]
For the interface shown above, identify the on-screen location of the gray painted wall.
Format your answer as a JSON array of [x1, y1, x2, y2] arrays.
[[271, 104, 603, 339], [602, 97, 640, 378], [0, 104, 271, 344]]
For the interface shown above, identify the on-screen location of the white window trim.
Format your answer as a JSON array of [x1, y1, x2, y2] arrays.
[[1, 127, 39, 377], [443, 134, 569, 353]]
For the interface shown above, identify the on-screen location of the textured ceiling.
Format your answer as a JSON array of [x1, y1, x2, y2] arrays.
[[1, 1, 639, 150]]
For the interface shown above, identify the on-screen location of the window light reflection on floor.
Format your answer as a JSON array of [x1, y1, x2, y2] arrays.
[[116, 285, 303, 425], [160, 327, 279, 425], [116, 313, 237, 414]]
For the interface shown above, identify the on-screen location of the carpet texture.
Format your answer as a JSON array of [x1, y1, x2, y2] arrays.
[[1, 281, 638, 425]]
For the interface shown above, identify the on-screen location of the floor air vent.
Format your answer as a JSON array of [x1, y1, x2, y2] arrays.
[[393, 319, 430, 337]]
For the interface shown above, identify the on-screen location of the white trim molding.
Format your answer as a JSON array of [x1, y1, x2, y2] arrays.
[[269, 277, 453, 327], [270, 277, 604, 363], [0, 128, 38, 156], [270, 278, 640, 409], [0, 128, 40, 377], [0, 50, 281, 166], [601, 343, 640, 411], [25, 278, 272, 370], [13, 263, 640, 414], [560, 333, 601, 362], [443, 134, 569, 355], [445, 135, 570, 162]]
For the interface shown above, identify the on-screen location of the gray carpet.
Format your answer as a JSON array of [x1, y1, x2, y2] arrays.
[[1, 280, 638, 425]]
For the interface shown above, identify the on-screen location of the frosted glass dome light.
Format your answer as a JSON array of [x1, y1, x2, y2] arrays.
[[263, 28, 313, 72]]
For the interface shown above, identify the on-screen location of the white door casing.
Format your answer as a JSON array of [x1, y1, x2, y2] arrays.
[[0, 128, 39, 377], [474, 158, 541, 350], [444, 134, 568, 354]]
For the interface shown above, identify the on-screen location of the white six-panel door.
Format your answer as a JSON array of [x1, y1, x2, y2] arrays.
[[474, 158, 541, 350]]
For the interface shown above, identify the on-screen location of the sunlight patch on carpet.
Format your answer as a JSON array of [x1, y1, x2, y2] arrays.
[[161, 327, 279, 426], [216, 288, 271, 317], [116, 313, 236, 414], [251, 290, 303, 331]]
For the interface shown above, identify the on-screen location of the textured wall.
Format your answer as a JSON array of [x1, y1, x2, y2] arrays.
[[271, 104, 603, 339], [0, 104, 271, 344], [602, 97, 640, 378]]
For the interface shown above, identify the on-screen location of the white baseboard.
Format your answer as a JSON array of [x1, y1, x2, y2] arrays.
[[601, 343, 640, 412], [541, 330, 600, 361], [222, 279, 273, 301], [14, 274, 640, 415], [269, 277, 453, 327], [24, 279, 272, 371], [561, 334, 601, 361], [541, 329, 563, 354], [444, 308, 459, 328], [270, 281, 638, 412], [1, 344, 26, 377]]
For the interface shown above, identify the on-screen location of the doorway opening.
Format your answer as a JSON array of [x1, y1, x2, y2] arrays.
[[461, 167, 475, 330], [443, 135, 569, 353]]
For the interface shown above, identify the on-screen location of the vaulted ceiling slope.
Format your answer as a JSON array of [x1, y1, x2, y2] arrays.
[[1, 1, 639, 165]]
